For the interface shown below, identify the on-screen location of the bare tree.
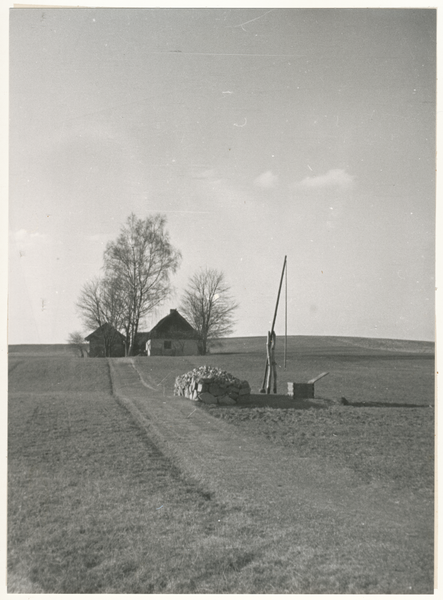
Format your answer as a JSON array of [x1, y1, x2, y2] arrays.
[[103, 213, 181, 355], [76, 278, 105, 331], [67, 331, 88, 357], [76, 277, 128, 356], [180, 268, 238, 355]]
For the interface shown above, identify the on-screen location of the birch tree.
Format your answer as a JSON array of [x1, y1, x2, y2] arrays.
[[103, 213, 181, 355]]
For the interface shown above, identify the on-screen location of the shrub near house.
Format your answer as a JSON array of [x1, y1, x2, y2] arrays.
[[146, 309, 200, 356]]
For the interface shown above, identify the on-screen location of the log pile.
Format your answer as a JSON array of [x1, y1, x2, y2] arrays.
[[174, 366, 251, 405]]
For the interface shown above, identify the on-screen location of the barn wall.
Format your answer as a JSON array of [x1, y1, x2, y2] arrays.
[[88, 339, 125, 358], [146, 338, 199, 356], [178, 340, 200, 356]]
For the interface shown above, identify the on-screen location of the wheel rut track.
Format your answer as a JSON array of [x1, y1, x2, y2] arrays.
[[108, 358, 433, 593]]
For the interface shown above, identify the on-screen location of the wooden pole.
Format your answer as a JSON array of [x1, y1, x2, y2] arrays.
[[284, 257, 287, 370], [307, 372, 329, 384], [260, 361, 269, 394], [265, 331, 278, 394], [270, 255, 287, 334], [271, 331, 277, 393], [264, 257, 287, 393], [265, 331, 272, 394], [260, 256, 287, 394]]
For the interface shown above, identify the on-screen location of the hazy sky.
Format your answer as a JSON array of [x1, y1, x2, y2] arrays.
[[8, 7, 436, 344]]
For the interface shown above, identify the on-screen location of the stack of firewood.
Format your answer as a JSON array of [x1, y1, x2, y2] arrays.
[[174, 366, 250, 405]]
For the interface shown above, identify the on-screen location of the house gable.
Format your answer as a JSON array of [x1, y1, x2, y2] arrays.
[[148, 309, 199, 340], [146, 309, 200, 356], [85, 323, 126, 342], [84, 323, 126, 358]]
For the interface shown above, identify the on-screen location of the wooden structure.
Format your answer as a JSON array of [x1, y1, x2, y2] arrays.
[[260, 256, 287, 394], [146, 309, 200, 356], [84, 323, 126, 358], [259, 257, 330, 398], [287, 372, 329, 399]]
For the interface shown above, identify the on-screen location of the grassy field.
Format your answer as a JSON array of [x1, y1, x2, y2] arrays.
[[133, 335, 435, 406], [8, 336, 435, 593], [9, 343, 75, 357], [8, 357, 263, 593]]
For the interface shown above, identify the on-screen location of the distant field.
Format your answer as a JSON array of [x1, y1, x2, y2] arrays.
[[8, 336, 435, 592], [9, 335, 434, 405], [8, 344, 74, 357], [133, 335, 435, 406], [8, 355, 112, 393], [215, 335, 434, 356], [8, 334, 434, 357]]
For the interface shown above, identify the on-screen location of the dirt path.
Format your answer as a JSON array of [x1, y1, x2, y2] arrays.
[[108, 358, 434, 593]]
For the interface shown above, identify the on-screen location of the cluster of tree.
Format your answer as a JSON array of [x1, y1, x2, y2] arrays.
[[71, 213, 237, 356]]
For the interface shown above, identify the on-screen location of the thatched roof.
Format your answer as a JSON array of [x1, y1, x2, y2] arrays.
[[84, 323, 126, 342], [148, 309, 199, 339]]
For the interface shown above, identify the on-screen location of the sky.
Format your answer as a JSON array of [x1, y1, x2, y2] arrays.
[[8, 7, 436, 344]]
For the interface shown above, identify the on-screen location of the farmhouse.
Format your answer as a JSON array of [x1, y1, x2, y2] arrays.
[[146, 309, 200, 356], [84, 323, 126, 358]]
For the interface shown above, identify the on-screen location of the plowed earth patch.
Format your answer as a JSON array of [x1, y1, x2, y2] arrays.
[[207, 404, 434, 492]]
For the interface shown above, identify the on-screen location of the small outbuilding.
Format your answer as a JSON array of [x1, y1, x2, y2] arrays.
[[146, 309, 200, 356], [84, 323, 126, 358]]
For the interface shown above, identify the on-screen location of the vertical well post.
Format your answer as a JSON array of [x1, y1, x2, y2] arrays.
[[260, 255, 287, 394], [284, 257, 287, 370]]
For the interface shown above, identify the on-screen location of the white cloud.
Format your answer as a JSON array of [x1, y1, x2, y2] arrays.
[[194, 174, 255, 210], [13, 229, 28, 242], [254, 170, 278, 189], [87, 233, 110, 243], [11, 229, 49, 247], [192, 167, 219, 181], [295, 168, 354, 190]]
